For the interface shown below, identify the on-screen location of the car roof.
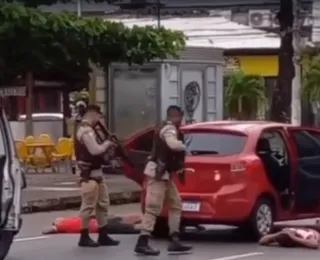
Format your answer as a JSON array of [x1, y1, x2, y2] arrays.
[[181, 120, 291, 134]]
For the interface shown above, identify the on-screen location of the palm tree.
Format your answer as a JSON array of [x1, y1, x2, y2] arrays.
[[303, 56, 320, 102], [225, 71, 267, 120], [302, 56, 320, 125]]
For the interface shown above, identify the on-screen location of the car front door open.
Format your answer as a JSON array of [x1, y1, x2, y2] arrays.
[[0, 109, 16, 229], [287, 127, 320, 212]]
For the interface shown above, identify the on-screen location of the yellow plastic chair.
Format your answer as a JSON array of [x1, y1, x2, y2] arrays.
[[24, 135, 36, 154], [37, 133, 55, 168], [24, 135, 50, 172], [15, 140, 39, 173], [51, 138, 73, 173], [38, 133, 52, 143], [24, 135, 35, 142], [69, 140, 75, 158]]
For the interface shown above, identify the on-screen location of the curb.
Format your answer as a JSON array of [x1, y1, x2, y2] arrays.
[[22, 190, 141, 214]]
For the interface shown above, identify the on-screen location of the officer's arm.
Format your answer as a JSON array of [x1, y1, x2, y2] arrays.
[[77, 126, 114, 155], [160, 125, 186, 152]]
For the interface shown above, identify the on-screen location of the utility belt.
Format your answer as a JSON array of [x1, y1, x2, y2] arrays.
[[150, 158, 167, 181], [78, 161, 102, 183], [151, 158, 183, 181]]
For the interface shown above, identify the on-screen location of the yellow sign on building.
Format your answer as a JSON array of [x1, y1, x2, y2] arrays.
[[233, 55, 278, 77]]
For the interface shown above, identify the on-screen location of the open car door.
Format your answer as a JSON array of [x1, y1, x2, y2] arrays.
[[0, 108, 20, 229], [0, 109, 25, 260], [287, 127, 320, 212], [123, 127, 155, 186]]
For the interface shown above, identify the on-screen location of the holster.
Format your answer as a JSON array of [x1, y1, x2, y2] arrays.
[[154, 159, 167, 181], [79, 167, 102, 184], [80, 169, 91, 181], [177, 169, 185, 185]]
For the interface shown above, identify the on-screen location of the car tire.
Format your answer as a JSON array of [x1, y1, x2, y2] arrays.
[[244, 198, 275, 240], [152, 217, 169, 238], [0, 230, 15, 260]]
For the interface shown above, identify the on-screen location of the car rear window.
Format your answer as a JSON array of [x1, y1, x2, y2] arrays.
[[184, 132, 247, 156]]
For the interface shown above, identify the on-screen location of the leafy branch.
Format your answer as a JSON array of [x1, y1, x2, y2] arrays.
[[0, 3, 186, 84]]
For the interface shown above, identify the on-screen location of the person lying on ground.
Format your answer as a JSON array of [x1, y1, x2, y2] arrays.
[[259, 227, 320, 249], [42, 215, 142, 234]]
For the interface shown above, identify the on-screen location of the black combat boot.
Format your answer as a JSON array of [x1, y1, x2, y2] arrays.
[[167, 232, 192, 253], [78, 229, 99, 247], [134, 235, 160, 256], [97, 225, 120, 246]]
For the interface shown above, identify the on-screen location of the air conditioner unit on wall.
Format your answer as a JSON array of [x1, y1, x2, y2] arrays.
[[248, 9, 272, 28]]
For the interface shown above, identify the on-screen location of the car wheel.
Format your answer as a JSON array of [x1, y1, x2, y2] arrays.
[[0, 230, 15, 260], [246, 198, 275, 240], [152, 217, 169, 238]]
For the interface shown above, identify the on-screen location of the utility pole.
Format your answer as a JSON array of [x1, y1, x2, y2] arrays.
[[291, 0, 302, 125], [77, 0, 82, 17], [156, 0, 161, 28]]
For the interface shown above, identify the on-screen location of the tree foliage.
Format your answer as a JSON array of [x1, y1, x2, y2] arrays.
[[303, 56, 320, 102], [0, 3, 186, 84], [225, 71, 266, 120]]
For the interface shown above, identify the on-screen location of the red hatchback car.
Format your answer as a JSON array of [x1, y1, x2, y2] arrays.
[[123, 121, 320, 239]]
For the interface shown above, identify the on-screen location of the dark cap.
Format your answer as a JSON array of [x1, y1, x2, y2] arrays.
[[166, 105, 184, 116], [86, 104, 102, 114]]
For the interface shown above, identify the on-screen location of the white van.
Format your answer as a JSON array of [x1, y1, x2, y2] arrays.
[[0, 109, 26, 259]]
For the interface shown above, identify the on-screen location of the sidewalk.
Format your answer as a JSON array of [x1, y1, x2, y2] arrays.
[[22, 173, 141, 213]]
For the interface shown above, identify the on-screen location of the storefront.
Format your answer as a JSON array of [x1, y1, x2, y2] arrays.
[[0, 83, 63, 121]]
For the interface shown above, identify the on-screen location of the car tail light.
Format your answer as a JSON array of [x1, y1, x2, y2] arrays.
[[230, 161, 247, 172]]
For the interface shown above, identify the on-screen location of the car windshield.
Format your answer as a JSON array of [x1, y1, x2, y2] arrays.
[[184, 132, 247, 156]]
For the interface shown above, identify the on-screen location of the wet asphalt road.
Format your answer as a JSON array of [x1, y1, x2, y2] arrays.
[[9, 233, 320, 260], [7, 205, 320, 260]]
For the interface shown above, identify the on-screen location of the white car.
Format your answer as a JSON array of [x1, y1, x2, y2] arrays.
[[0, 109, 26, 259]]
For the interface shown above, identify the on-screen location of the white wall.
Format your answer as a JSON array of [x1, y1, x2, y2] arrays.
[[10, 121, 63, 141]]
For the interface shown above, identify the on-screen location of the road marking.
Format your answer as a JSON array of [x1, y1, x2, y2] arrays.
[[57, 182, 77, 185], [27, 186, 80, 191], [210, 252, 264, 260], [14, 235, 51, 242]]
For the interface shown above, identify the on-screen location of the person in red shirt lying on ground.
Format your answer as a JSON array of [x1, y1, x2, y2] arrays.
[[42, 215, 142, 235], [259, 227, 320, 249]]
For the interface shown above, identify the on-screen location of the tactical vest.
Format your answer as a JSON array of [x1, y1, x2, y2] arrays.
[[73, 122, 104, 177], [150, 122, 185, 173]]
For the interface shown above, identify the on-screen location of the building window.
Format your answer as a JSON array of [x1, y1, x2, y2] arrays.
[[34, 90, 61, 113]]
